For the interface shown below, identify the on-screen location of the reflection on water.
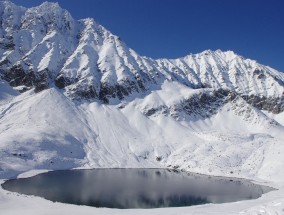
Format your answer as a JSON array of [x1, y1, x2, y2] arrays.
[[2, 169, 274, 208]]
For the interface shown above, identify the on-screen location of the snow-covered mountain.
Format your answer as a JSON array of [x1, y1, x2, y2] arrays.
[[0, 1, 283, 111], [1, 0, 284, 190]]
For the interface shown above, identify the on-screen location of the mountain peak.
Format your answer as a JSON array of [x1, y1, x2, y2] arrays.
[[28, 1, 70, 17], [0, 1, 283, 113], [40, 1, 60, 7]]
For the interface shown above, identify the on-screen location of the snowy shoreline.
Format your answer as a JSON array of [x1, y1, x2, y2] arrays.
[[1, 168, 284, 215]]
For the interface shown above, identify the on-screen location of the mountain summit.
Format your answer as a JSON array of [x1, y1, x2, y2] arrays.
[[0, 1, 283, 111]]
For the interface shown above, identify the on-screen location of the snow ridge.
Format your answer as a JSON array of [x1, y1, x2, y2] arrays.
[[0, 1, 283, 113]]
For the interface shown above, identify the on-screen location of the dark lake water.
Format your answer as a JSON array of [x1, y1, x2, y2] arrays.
[[1, 169, 274, 209]]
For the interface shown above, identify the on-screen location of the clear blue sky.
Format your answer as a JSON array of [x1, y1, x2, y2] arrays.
[[12, 0, 284, 72]]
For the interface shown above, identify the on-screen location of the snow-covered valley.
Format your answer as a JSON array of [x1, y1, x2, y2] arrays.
[[1, 74, 284, 214], [1, 1, 284, 214]]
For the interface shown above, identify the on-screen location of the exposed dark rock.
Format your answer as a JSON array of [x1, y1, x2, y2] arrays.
[[143, 89, 237, 119], [33, 69, 52, 93], [0, 36, 15, 50], [253, 69, 266, 79], [200, 82, 212, 88], [98, 83, 113, 103], [73, 85, 98, 100], [98, 79, 145, 103], [1, 64, 54, 93], [177, 89, 236, 118], [156, 156, 162, 161], [55, 75, 73, 89], [144, 105, 169, 117], [2, 64, 35, 88], [34, 81, 49, 93], [0, 41, 15, 50], [241, 94, 284, 114], [137, 79, 146, 91]]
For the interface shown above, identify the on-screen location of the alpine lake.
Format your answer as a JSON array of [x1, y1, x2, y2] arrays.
[[1, 169, 274, 209]]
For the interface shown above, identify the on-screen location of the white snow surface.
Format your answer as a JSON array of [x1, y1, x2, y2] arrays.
[[0, 1, 284, 215], [16, 169, 50, 179], [1, 1, 284, 101], [1, 83, 284, 214]]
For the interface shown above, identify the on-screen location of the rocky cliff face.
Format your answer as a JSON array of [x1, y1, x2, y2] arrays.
[[0, 1, 284, 113]]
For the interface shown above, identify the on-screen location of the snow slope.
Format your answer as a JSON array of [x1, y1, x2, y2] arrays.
[[1, 85, 284, 214], [1, 83, 284, 181], [0, 1, 284, 215]]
